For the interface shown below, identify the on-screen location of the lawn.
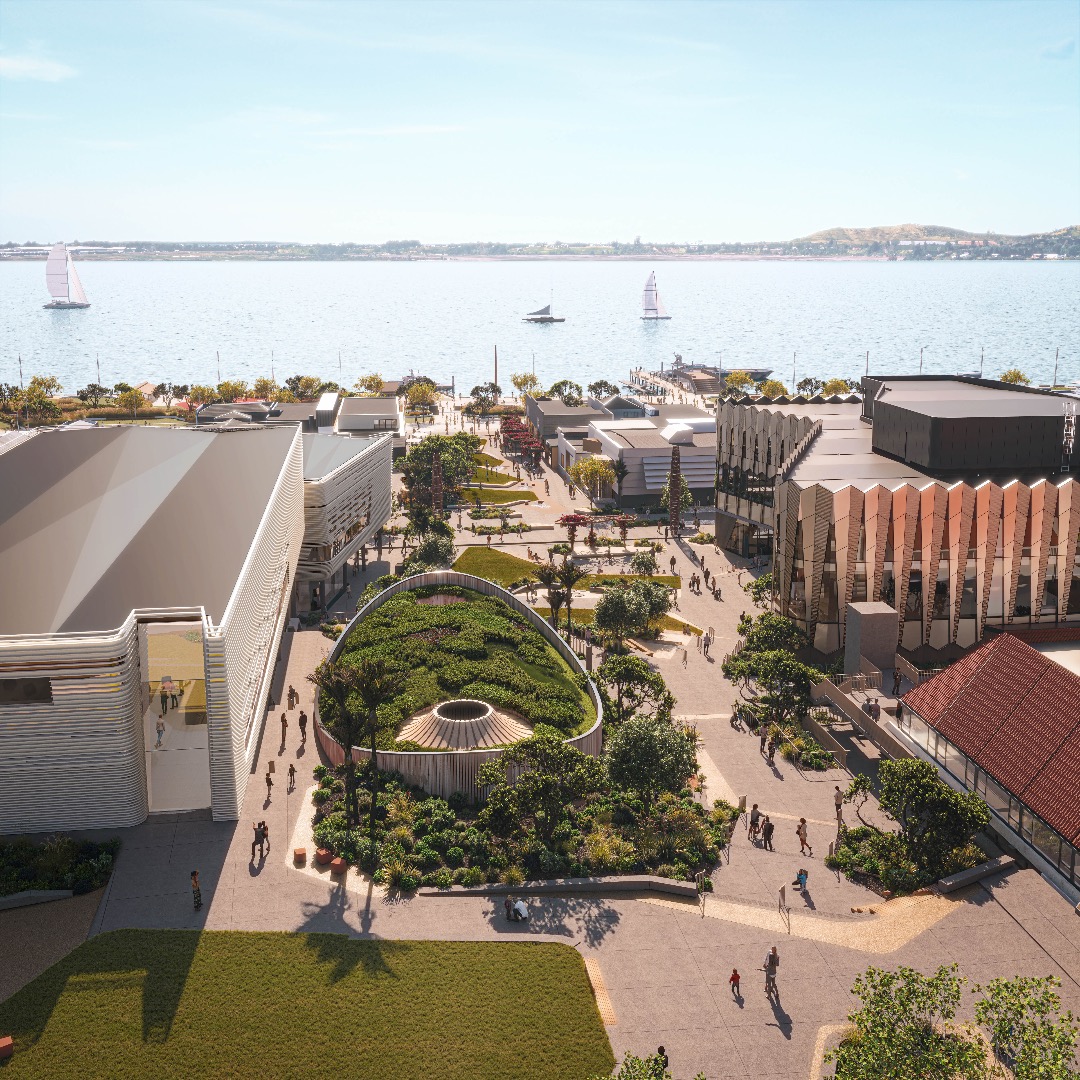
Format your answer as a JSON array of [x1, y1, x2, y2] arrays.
[[0, 930, 614, 1080], [453, 546, 537, 585], [531, 606, 701, 635], [471, 466, 518, 486], [473, 452, 503, 468], [459, 486, 537, 505]]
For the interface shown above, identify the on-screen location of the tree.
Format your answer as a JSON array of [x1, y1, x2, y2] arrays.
[[77, 383, 111, 408], [758, 378, 788, 398], [29, 374, 62, 397], [588, 379, 621, 399], [660, 472, 691, 514], [722, 646, 819, 722], [113, 382, 134, 395], [737, 611, 806, 653], [724, 371, 755, 395], [555, 558, 588, 635], [287, 374, 323, 400], [743, 571, 774, 609], [477, 732, 604, 842], [973, 975, 1079, 1080], [596, 655, 673, 726], [629, 549, 658, 576], [557, 513, 590, 546], [405, 380, 438, 411], [610, 458, 629, 507], [251, 376, 282, 401], [187, 384, 217, 407], [1000, 368, 1031, 385], [844, 773, 875, 826], [534, 561, 567, 631], [22, 384, 61, 423], [822, 377, 854, 396], [877, 758, 989, 876], [626, 579, 672, 631], [606, 716, 697, 810], [547, 379, 583, 405], [354, 372, 385, 395], [401, 433, 478, 508], [115, 388, 145, 420], [510, 372, 540, 399], [216, 379, 249, 403], [401, 532, 455, 574], [825, 964, 986, 1080], [796, 377, 824, 396], [307, 660, 366, 828], [569, 457, 616, 504], [593, 585, 637, 651], [468, 382, 502, 414]]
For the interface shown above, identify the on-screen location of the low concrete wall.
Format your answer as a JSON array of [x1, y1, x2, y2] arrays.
[[937, 855, 1016, 893], [316, 571, 604, 802], [803, 714, 848, 771], [419, 875, 698, 899], [0, 889, 73, 911]]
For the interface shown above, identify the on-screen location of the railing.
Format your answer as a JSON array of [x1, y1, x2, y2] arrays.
[[316, 571, 604, 802]]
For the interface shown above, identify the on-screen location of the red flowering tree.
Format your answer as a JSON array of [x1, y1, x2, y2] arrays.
[[557, 513, 591, 547]]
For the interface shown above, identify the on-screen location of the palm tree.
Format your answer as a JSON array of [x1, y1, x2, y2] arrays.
[[556, 558, 589, 636], [611, 458, 629, 509], [307, 660, 365, 828], [353, 656, 406, 859], [534, 561, 566, 631]]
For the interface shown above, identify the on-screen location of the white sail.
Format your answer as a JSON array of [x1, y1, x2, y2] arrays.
[[641, 271, 670, 319], [46, 244, 70, 300], [67, 253, 88, 305], [527, 304, 551, 317]]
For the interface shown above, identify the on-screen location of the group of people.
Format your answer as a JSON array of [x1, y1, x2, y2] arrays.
[[758, 726, 780, 765], [747, 803, 775, 850], [503, 895, 529, 922], [251, 819, 270, 861]]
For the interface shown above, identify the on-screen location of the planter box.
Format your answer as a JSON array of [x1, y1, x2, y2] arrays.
[[293, 848, 307, 864], [330, 858, 348, 875], [315, 848, 332, 866], [0, 1035, 13, 1060]]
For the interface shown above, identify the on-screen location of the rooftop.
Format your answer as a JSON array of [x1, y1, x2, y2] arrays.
[[867, 376, 1067, 419], [301, 432, 383, 481], [903, 634, 1080, 845], [0, 426, 297, 636], [528, 396, 604, 415], [337, 396, 400, 416]]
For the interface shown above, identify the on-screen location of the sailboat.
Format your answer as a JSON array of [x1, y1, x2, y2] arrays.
[[44, 243, 90, 309], [523, 303, 565, 324], [641, 271, 671, 320]]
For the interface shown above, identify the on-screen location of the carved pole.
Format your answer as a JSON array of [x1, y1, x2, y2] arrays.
[[431, 448, 444, 517], [669, 444, 682, 535]]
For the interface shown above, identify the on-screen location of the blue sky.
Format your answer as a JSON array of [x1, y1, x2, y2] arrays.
[[0, 0, 1077, 242]]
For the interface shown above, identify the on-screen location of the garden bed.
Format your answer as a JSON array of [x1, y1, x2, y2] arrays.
[[0, 835, 120, 898]]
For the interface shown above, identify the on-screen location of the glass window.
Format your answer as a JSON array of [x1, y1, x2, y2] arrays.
[[984, 775, 1010, 816], [1030, 817, 1061, 868]]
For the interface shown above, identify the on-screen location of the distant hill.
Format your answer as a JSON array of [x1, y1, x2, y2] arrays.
[[797, 223, 1076, 244]]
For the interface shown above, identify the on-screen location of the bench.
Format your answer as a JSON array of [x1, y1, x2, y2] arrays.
[[315, 848, 332, 866], [293, 848, 307, 864], [937, 855, 1016, 893]]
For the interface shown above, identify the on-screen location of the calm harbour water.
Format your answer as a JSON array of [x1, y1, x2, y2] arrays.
[[1, 258, 1076, 392]]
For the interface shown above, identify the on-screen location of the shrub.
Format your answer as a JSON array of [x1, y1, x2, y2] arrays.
[[445, 846, 466, 868], [501, 865, 525, 887], [460, 866, 486, 887]]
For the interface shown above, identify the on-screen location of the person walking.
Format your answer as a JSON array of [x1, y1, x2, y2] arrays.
[[657, 1048, 669, 1070], [251, 821, 265, 861], [703, 567, 710, 588], [298, 710, 308, 743], [159, 683, 168, 719], [191, 870, 202, 911], [834, 785, 845, 823], [749, 803, 761, 841], [703, 632, 711, 659], [265, 771, 273, 801], [288, 684, 297, 710], [797, 817, 813, 856], [761, 816, 775, 851], [729, 968, 741, 999], [288, 763, 296, 791], [280, 712, 288, 745], [759, 728, 768, 756], [763, 946, 779, 996], [892, 668, 902, 696], [670, 555, 677, 573], [767, 734, 777, 765], [155, 717, 165, 748]]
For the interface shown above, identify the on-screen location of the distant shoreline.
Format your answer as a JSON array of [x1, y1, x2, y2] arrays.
[[3, 253, 1071, 263]]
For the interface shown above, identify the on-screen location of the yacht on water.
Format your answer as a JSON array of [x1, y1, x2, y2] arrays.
[[641, 272, 671, 320], [523, 303, 565, 324], [44, 244, 90, 309]]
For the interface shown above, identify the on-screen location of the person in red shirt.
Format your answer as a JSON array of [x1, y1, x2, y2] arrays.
[[729, 968, 741, 999]]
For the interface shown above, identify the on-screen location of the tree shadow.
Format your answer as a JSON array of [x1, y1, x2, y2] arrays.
[[482, 894, 621, 948]]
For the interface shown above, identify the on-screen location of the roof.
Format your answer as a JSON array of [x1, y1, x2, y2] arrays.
[[0, 426, 297, 635], [301, 433, 382, 481], [267, 402, 317, 422], [904, 634, 1080, 844], [602, 394, 642, 411], [870, 377, 1066, 419], [528, 396, 603, 416], [337, 397, 400, 416]]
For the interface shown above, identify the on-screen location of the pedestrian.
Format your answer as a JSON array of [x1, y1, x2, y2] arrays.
[[159, 683, 168, 718], [280, 712, 288, 744], [262, 820, 270, 854], [288, 684, 297, 710], [761, 816, 775, 850], [759, 729, 768, 755], [729, 968, 741, 999], [749, 802, 761, 841], [170, 682, 179, 708], [346, 582, 352, 600], [265, 771, 273, 800], [669, 555, 676, 573], [703, 567, 710, 587], [892, 668, 902, 696], [251, 821, 265, 860], [763, 946, 779, 996], [681, 646, 688, 668], [299, 711, 308, 742], [834, 785, 845, 822], [288, 763, 296, 791], [797, 817, 813, 856], [794, 868, 809, 891], [657, 1047, 669, 1070], [703, 633, 711, 659], [767, 736, 777, 764], [715, 585, 722, 601], [191, 870, 202, 911], [700, 550, 706, 567]]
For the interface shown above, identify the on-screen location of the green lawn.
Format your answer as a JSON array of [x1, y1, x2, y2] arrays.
[[473, 452, 503, 468], [471, 466, 518, 486], [0, 930, 613, 1080], [531, 606, 701, 634], [453, 546, 537, 585], [460, 486, 537, 505]]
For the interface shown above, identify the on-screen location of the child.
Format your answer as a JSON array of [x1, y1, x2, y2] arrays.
[[288, 763, 297, 790], [729, 968, 741, 998]]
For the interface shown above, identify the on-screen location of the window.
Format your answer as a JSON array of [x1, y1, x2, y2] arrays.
[[983, 775, 1010, 816], [1029, 816, 1061, 869], [375, 418, 397, 431], [0, 678, 53, 705]]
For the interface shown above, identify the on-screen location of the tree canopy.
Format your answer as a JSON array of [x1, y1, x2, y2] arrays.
[[999, 368, 1031, 385], [606, 717, 697, 808], [587, 379, 621, 399], [547, 379, 583, 405], [596, 654, 673, 726], [569, 457, 615, 503]]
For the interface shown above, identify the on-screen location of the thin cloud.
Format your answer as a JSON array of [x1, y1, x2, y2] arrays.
[[1041, 38, 1076, 60], [0, 54, 77, 81], [320, 124, 466, 137]]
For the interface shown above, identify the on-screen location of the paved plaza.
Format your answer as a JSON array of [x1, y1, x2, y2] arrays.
[[4, 422, 1079, 1079]]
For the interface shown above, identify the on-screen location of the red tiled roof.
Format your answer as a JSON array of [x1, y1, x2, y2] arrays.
[[903, 634, 1080, 845]]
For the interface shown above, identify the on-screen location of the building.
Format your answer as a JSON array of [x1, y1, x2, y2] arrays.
[[0, 425, 304, 832], [524, 394, 607, 450], [294, 433, 393, 609], [893, 633, 1080, 903], [557, 407, 715, 508], [335, 395, 405, 437], [716, 377, 1080, 653]]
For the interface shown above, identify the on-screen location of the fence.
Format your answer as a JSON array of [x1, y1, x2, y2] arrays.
[[802, 712, 849, 771], [315, 570, 604, 802]]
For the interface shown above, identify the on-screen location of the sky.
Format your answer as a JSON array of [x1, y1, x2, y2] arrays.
[[0, 0, 1077, 243]]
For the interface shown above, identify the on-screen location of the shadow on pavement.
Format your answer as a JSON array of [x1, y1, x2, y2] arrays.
[[484, 894, 621, 947]]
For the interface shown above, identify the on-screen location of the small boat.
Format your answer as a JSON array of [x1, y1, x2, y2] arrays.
[[523, 303, 565, 324], [641, 271, 671, 320], [44, 243, 90, 309]]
